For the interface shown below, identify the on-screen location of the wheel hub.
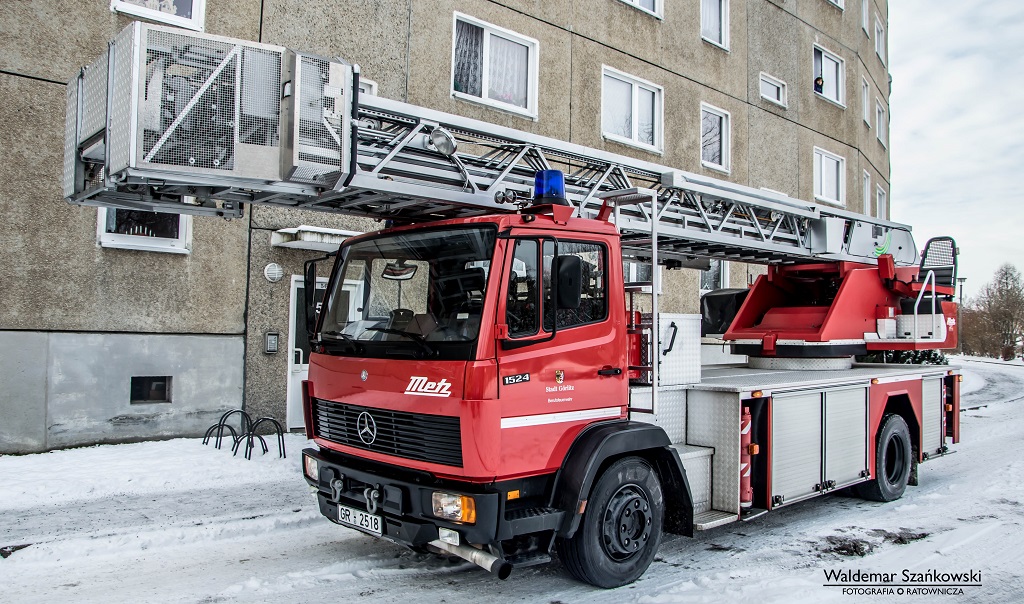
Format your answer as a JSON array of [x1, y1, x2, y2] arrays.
[[601, 485, 652, 561]]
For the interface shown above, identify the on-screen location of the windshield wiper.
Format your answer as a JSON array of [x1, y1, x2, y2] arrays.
[[363, 327, 437, 358], [321, 330, 364, 353]]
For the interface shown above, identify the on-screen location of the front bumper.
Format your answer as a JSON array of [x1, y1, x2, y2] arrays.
[[303, 447, 502, 547]]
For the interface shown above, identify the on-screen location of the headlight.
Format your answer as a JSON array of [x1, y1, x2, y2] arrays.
[[431, 491, 476, 524], [303, 455, 318, 481]]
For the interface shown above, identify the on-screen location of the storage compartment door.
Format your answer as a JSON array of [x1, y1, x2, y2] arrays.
[[921, 377, 944, 456], [823, 387, 868, 489], [771, 392, 822, 506]]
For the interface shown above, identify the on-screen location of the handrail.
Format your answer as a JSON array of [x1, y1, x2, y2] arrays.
[[912, 270, 939, 340]]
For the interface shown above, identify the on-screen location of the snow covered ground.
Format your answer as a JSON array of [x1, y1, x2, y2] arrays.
[[2, 357, 1023, 603]]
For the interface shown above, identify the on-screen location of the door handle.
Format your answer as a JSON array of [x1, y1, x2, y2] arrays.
[[293, 348, 303, 367], [662, 321, 678, 356], [597, 367, 622, 376]]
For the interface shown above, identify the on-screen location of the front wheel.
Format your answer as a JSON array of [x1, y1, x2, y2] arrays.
[[556, 457, 664, 588], [856, 413, 912, 502]]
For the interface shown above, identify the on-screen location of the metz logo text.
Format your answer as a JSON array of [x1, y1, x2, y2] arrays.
[[405, 376, 453, 397]]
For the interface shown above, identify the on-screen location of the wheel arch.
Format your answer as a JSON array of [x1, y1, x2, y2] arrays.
[[881, 393, 920, 457], [552, 420, 694, 538]]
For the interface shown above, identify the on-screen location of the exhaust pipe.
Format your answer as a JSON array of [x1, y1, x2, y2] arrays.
[[427, 539, 512, 580]]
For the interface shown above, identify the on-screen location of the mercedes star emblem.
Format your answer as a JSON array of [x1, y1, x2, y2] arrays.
[[356, 411, 377, 445], [360, 369, 368, 382]]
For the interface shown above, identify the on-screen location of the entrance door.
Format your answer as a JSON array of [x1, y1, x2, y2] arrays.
[[287, 275, 327, 430]]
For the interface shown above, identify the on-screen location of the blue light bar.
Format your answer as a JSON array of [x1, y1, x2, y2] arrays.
[[533, 170, 568, 205]]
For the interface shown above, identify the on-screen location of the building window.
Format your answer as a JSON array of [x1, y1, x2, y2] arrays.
[[862, 0, 870, 34], [876, 185, 887, 219], [451, 13, 539, 118], [618, 0, 662, 18], [876, 100, 887, 146], [624, 261, 662, 294], [131, 376, 172, 404], [813, 147, 846, 205], [863, 171, 872, 216], [759, 72, 787, 107], [824, 0, 844, 9], [862, 78, 871, 126], [874, 17, 886, 64], [700, 103, 731, 173], [700, 260, 729, 296], [701, 0, 729, 50], [110, 0, 205, 31], [601, 67, 663, 152], [97, 208, 192, 254], [813, 45, 845, 106]]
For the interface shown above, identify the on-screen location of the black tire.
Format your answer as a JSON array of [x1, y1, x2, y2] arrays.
[[856, 414, 912, 502], [556, 457, 664, 588]]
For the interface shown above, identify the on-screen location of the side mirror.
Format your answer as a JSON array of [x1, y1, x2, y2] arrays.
[[555, 255, 582, 310], [303, 254, 331, 341]]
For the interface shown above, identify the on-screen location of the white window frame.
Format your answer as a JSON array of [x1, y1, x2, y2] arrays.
[[701, 0, 730, 51], [862, 78, 871, 126], [624, 261, 663, 294], [450, 13, 540, 119], [700, 103, 731, 174], [358, 77, 378, 96], [813, 44, 846, 107], [96, 208, 193, 255], [110, 0, 205, 31], [863, 170, 872, 216], [617, 0, 663, 19], [759, 72, 788, 108], [813, 146, 846, 206], [600, 66, 664, 153], [824, 0, 845, 10], [874, 16, 886, 64], [876, 185, 888, 219], [700, 260, 730, 297], [862, 0, 871, 34], [876, 100, 887, 147]]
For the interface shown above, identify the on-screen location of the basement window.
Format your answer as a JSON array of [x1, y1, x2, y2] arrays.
[[130, 376, 173, 404]]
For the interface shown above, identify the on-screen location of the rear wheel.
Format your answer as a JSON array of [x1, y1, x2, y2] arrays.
[[856, 414, 912, 502], [556, 457, 664, 588]]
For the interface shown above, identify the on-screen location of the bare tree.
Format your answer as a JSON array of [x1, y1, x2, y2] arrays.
[[963, 264, 1024, 359]]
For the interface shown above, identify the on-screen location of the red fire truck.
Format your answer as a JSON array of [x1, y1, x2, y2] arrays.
[[64, 24, 962, 588]]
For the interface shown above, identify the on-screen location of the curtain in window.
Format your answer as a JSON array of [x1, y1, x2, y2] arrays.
[[488, 34, 529, 108], [453, 20, 483, 97], [602, 75, 633, 139], [701, 0, 723, 44], [701, 110, 723, 165]]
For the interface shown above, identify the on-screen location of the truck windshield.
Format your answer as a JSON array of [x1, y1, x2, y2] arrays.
[[318, 226, 497, 360]]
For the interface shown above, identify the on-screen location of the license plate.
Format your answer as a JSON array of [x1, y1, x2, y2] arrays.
[[338, 504, 382, 536]]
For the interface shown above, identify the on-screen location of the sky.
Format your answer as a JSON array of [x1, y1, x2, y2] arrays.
[[889, 1, 1024, 300]]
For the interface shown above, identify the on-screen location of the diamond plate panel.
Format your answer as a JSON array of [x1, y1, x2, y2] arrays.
[[921, 377, 943, 455], [63, 81, 79, 197], [629, 387, 686, 442], [686, 390, 741, 513], [674, 444, 713, 514], [107, 24, 135, 175], [659, 314, 701, 386], [78, 52, 108, 145]]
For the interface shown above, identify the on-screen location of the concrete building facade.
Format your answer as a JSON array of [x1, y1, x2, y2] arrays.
[[0, 0, 891, 453]]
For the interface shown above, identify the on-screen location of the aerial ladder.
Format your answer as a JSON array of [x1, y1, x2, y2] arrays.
[[63, 23, 962, 587]]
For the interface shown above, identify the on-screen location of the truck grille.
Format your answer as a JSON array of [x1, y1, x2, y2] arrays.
[[312, 398, 463, 467]]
